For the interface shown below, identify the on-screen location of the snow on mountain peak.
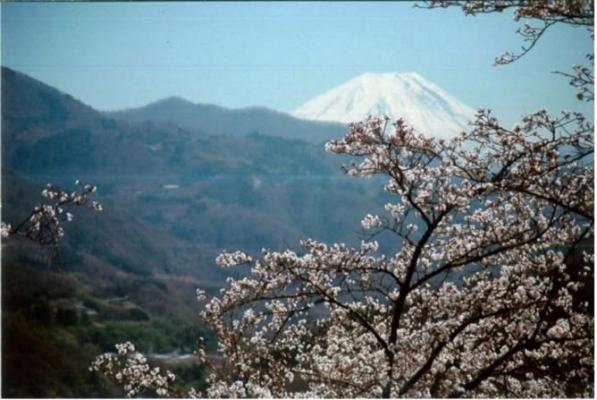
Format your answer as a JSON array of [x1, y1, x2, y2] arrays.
[[294, 72, 475, 139]]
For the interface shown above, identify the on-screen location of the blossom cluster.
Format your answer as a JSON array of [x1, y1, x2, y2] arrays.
[[1, 180, 102, 245], [90, 342, 176, 398], [215, 250, 254, 268]]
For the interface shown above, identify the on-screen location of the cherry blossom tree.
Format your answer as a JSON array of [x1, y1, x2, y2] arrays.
[[92, 1, 594, 397]]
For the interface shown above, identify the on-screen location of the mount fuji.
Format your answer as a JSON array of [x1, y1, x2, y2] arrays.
[[294, 72, 475, 139]]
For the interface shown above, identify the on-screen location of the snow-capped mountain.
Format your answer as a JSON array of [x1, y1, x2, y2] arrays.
[[294, 72, 475, 139]]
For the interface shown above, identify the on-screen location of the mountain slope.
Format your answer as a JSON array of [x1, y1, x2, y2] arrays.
[[0, 66, 398, 397], [106, 96, 346, 144], [294, 72, 475, 139], [1, 67, 100, 143]]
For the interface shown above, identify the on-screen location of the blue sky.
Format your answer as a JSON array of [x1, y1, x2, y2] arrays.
[[2, 2, 592, 125]]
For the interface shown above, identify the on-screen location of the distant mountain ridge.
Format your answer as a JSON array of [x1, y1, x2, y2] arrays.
[[294, 72, 475, 139], [106, 95, 346, 144]]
